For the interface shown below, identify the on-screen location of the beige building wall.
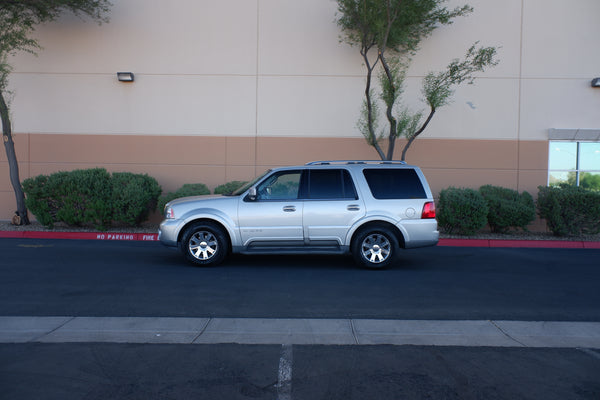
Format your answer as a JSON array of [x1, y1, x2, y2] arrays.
[[1, 0, 599, 220]]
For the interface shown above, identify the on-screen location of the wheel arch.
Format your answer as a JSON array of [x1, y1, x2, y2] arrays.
[[350, 220, 406, 249], [177, 218, 233, 252]]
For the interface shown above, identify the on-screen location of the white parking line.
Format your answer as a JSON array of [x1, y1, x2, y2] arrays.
[[277, 344, 293, 400]]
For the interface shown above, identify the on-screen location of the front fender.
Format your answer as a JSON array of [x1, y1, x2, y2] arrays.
[[177, 208, 241, 246]]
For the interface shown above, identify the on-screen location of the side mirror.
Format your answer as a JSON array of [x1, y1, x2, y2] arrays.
[[247, 187, 257, 201]]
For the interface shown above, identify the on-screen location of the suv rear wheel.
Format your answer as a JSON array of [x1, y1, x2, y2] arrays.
[[180, 222, 229, 266], [351, 226, 399, 269]]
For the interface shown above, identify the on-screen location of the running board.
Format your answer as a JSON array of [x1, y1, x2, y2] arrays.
[[235, 245, 349, 255]]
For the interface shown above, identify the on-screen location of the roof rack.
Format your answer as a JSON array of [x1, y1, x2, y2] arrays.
[[305, 160, 407, 165]]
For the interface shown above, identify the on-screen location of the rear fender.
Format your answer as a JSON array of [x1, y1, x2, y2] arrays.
[[346, 216, 408, 248]]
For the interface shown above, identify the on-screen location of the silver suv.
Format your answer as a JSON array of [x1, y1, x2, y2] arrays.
[[159, 161, 438, 269]]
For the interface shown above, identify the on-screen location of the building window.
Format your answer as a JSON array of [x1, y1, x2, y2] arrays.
[[548, 141, 600, 190]]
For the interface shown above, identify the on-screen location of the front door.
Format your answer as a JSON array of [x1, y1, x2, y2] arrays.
[[237, 170, 304, 247]]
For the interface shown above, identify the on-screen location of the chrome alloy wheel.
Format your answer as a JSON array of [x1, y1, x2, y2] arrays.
[[360, 233, 391, 264], [188, 230, 219, 260]]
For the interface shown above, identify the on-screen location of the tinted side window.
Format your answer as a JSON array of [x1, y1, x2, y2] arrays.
[[308, 169, 357, 199], [363, 169, 426, 199]]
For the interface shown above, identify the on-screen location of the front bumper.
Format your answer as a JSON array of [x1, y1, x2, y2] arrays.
[[158, 219, 181, 247]]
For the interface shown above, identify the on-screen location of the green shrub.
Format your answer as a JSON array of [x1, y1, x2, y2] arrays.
[[112, 172, 162, 226], [158, 183, 210, 212], [22, 174, 60, 228], [23, 168, 162, 229], [537, 185, 600, 236], [60, 168, 113, 228], [437, 187, 488, 235], [479, 185, 535, 233], [23, 168, 113, 229], [214, 180, 248, 195]]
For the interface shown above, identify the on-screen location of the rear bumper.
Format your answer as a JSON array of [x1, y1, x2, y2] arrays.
[[399, 219, 439, 248]]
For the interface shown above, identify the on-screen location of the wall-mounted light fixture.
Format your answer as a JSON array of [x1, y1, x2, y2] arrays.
[[117, 72, 134, 82], [592, 78, 600, 88]]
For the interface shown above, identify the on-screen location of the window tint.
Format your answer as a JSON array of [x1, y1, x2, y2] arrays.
[[363, 169, 426, 199], [256, 170, 301, 200], [308, 169, 357, 199]]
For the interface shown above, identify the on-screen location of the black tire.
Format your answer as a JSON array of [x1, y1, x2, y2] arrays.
[[179, 222, 229, 266], [351, 226, 399, 269]]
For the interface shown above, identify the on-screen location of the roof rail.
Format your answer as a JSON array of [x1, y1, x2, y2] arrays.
[[305, 160, 407, 166]]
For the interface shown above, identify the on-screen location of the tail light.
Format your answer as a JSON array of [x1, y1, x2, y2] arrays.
[[421, 202, 436, 219]]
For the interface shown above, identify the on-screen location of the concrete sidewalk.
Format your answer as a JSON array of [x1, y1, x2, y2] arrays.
[[1, 317, 599, 348]]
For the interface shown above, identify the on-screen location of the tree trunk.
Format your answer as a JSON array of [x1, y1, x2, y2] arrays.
[[378, 52, 397, 161], [0, 90, 30, 225], [361, 48, 386, 160]]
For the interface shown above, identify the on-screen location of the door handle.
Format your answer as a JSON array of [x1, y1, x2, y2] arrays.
[[283, 206, 296, 212], [347, 204, 360, 211]]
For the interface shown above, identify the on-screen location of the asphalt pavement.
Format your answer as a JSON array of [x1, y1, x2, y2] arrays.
[[2, 343, 599, 400], [1, 236, 599, 399], [2, 239, 600, 321]]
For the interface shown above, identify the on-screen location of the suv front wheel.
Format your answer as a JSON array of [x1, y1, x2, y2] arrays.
[[180, 222, 229, 266], [351, 226, 399, 269]]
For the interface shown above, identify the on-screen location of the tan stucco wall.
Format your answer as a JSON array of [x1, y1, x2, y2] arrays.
[[6, 0, 600, 143], [0, 133, 548, 220], [1, 0, 597, 223]]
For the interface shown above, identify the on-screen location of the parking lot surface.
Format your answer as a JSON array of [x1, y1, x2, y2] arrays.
[[1, 239, 599, 399]]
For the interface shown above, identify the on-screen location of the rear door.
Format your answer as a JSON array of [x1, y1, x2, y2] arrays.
[[302, 169, 365, 245]]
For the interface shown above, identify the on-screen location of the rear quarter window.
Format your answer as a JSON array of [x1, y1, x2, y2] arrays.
[[363, 168, 427, 199]]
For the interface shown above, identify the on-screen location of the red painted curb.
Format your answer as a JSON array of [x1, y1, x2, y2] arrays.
[[490, 240, 583, 249], [437, 238, 596, 249], [0, 231, 158, 241], [0, 231, 25, 239], [489, 240, 584, 249], [437, 239, 489, 247]]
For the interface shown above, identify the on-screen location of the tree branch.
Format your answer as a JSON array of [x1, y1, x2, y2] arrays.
[[401, 106, 436, 161]]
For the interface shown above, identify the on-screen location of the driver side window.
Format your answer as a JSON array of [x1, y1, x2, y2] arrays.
[[256, 171, 301, 201]]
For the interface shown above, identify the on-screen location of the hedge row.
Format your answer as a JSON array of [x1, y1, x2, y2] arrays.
[[22, 168, 161, 229], [437, 187, 489, 235], [537, 185, 600, 236], [437, 185, 536, 235], [479, 185, 536, 234], [438, 185, 600, 236]]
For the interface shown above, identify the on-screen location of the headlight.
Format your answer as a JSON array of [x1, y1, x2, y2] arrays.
[[165, 207, 175, 219]]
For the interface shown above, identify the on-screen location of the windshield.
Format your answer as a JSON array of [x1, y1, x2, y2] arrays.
[[228, 169, 272, 196]]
